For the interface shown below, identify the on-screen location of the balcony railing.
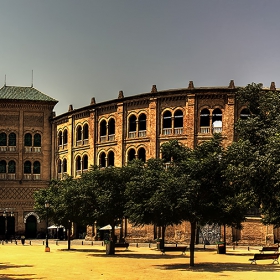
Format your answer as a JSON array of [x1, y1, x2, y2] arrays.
[[76, 170, 82, 176], [128, 131, 137, 138], [108, 134, 115, 141], [33, 174, 41, 180], [0, 173, 6, 179], [162, 128, 172, 135], [33, 147, 41, 153], [7, 173, 16, 179], [0, 146, 7, 151], [24, 174, 32, 180], [138, 130, 146, 137], [76, 140, 83, 146], [83, 139, 89, 145], [200, 127, 210, 134], [9, 146, 16, 152], [100, 136, 107, 143], [174, 128, 183, 135], [25, 147, 32, 152], [213, 127, 222, 133]]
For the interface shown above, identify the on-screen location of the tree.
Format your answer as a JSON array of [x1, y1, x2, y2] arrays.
[[231, 83, 280, 226], [34, 176, 82, 249], [79, 163, 140, 254], [125, 158, 183, 246]]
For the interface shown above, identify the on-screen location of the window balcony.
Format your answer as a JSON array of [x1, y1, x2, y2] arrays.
[[0, 173, 6, 179], [108, 134, 115, 141], [200, 127, 210, 134], [33, 174, 41, 180], [7, 173, 16, 179], [24, 174, 32, 180], [63, 143, 68, 149], [139, 130, 146, 137], [83, 139, 89, 145], [162, 128, 172, 135], [25, 147, 32, 152], [174, 128, 183, 135], [100, 136, 107, 143], [0, 146, 7, 151], [76, 170, 82, 176], [213, 127, 222, 133], [33, 147, 41, 153], [8, 146, 16, 152], [76, 140, 83, 146], [128, 131, 137, 138]]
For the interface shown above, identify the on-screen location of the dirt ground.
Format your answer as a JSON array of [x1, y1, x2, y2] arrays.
[[0, 240, 280, 280]]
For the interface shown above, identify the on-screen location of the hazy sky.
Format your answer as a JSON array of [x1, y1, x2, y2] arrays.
[[1, 0, 280, 115]]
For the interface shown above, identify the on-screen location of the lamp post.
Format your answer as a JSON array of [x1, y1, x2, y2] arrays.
[[45, 200, 50, 252], [2, 208, 14, 243]]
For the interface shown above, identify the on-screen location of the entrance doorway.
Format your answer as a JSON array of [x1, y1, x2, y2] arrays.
[[25, 215, 37, 238]]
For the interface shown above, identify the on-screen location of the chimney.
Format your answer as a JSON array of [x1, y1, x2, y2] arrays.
[[188, 81, 194, 89], [270, 82, 276, 91], [151, 85, 157, 93], [91, 97, 96, 105], [68, 104, 73, 112], [228, 80, 235, 89], [118, 90, 124, 99]]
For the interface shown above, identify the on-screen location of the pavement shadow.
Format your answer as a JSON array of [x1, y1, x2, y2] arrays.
[[0, 263, 42, 280], [154, 261, 280, 272]]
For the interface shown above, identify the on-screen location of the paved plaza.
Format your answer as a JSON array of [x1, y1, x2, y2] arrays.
[[0, 240, 280, 279]]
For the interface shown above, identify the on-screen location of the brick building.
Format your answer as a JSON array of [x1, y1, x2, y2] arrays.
[[0, 85, 57, 239], [51, 80, 278, 245], [0, 81, 277, 245]]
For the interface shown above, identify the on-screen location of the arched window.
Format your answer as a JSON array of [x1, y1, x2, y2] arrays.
[[108, 119, 115, 141], [63, 129, 68, 145], [24, 161, 32, 174], [63, 159, 67, 173], [83, 124, 89, 141], [100, 120, 107, 142], [58, 131, 63, 146], [128, 149, 136, 162], [83, 155, 88, 170], [33, 161, 40, 174], [128, 115, 137, 138], [76, 126, 82, 146], [57, 159, 62, 174], [240, 108, 250, 120], [76, 156, 81, 171], [8, 133, 16, 146], [0, 160, 6, 173], [139, 114, 146, 137], [174, 109, 183, 134], [163, 111, 172, 135], [212, 108, 222, 133], [139, 114, 146, 131], [200, 108, 210, 133], [108, 151, 114, 166], [34, 133, 41, 147], [100, 152, 106, 168], [8, 160, 16, 173], [0, 132, 7, 146], [24, 133, 32, 146], [138, 147, 146, 162]]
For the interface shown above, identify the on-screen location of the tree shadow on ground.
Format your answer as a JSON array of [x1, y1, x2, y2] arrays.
[[154, 262, 280, 272], [0, 263, 42, 280]]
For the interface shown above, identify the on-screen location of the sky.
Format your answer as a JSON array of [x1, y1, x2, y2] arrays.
[[1, 0, 280, 116]]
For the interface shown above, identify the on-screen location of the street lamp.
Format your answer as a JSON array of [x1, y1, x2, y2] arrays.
[[45, 200, 50, 252], [2, 209, 14, 243]]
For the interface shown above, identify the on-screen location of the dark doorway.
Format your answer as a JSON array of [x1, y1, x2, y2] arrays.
[[25, 215, 37, 238]]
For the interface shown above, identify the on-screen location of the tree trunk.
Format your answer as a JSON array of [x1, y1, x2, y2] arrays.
[[161, 226, 166, 246], [190, 221, 196, 267]]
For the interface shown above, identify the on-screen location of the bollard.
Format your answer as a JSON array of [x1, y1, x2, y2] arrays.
[[43, 241, 44, 245], [15, 240, 17, 245], [30, 241, 31, 245], [149, 243, 151, 248], [82, 241, 83, 245], [248, 246, 250, 251], [56, 241, 58, 245], [91, 241, 93, 246]]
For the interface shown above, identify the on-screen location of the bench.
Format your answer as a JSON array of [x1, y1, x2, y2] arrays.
[[259, 246, 279, 253], [114, 243, 129, 249], [160, 246, 187, 255], [249, 253, 279, 264]]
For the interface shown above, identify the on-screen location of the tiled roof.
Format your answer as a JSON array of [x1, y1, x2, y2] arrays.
[[0, 86, 58, 102]]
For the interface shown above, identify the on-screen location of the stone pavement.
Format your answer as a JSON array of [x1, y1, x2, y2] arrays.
[[0, 240, 280, 280]]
